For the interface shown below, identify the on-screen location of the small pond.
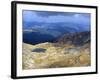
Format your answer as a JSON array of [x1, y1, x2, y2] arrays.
[[32, 48, 46, 53]]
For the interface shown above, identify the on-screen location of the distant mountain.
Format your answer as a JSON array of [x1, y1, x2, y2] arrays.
[[23, 31, 56, 45], [23, 20, 90, 45], [23, 22, 90, 41], [55, 31, 90, 46]]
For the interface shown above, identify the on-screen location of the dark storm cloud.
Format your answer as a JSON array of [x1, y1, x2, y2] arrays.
[[23, 10, 90, 24]]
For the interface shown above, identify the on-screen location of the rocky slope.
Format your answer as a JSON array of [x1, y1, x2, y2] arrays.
[[54, 31, 90, 46], [22, 31, 91, 69], [22, 42, 90, 69]]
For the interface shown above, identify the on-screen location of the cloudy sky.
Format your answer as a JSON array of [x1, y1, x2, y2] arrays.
[[23, 10, 90, 24]]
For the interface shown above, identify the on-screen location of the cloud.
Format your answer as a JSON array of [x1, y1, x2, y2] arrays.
[[23, 10, 90, 25]]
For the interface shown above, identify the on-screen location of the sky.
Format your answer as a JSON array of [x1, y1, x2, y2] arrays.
[[23, 10, 90, 24]]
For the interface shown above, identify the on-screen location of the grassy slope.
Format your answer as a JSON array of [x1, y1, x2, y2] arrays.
[[22, 42, 90, 69]]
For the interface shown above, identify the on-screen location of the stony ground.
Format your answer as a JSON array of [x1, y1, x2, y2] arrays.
[[22, 42, 90, 69]]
